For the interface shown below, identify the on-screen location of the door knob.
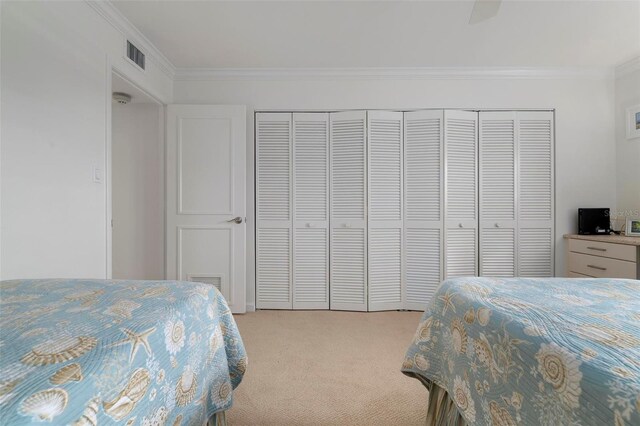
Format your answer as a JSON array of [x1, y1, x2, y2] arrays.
[[458, 223, 464, 228], [227, 216, 243, 224], [495, 223, 500, 228]]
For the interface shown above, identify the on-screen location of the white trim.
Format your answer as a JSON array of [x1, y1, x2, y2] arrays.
[[86, 0, 176, 79], [246, 303, 255, 313], [615, 56, 640, 79], [175, 67, 613, 82], [105, 56, 113, 279]]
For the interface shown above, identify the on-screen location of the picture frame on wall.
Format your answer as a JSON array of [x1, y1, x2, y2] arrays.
[[626, 218, 640, 236], [627, 104, 640, 139]]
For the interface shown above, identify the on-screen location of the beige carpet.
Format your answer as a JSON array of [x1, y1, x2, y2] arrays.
[[227, 310, 427, 425]]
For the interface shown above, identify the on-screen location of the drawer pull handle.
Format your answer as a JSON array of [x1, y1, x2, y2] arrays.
[[587, 264, 607, 271], [587, 246, 606, 252]]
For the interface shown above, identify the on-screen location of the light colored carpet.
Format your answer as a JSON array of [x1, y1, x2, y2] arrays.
[[227, 310, 427, 425]]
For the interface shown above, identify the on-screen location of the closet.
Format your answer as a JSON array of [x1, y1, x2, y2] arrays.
[[256, 109, 554, 311], [479, 111, 555, 277]]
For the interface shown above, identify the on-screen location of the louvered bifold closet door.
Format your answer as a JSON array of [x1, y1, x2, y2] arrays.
[[517, 111, 554, 277], [403, 110, 443, 310], [293, 113, 329, 309], [330, 111, 368, 311], [444, 110, 479, 278], [479, 112, 517, 277], [367, 111, 403, 311], [256, 113, 293, 309]]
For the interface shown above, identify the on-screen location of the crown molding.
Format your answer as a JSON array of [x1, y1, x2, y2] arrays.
[[615, 56, 640, 79], [86, 0, 176, 79], [174, 66, 613, 82]]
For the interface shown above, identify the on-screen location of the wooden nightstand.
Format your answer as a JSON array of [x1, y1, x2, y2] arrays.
[[564, 234, 640, 279]]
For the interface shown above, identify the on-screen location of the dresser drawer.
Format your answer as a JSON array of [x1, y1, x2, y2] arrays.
[[568, 271, 595, 278], [568, 238, 637, 262], [568, 252, 637, 279]]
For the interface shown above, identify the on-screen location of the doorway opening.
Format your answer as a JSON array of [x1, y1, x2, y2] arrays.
[[110, 73, 164, 279]]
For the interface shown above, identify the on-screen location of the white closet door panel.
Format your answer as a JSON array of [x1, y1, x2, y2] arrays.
[[369, 228, 402, 311], [517, 111, 554, 277], [445, 228, 477, 278], [518, 227, 553, 277], [257, 228, 292, 309], [479, 112, 516, 277], [293, 228, 328, 309], [480, 228, 516, 277], [368, 111, 403, 222], [256, 113, 292, 309], [404, 110, 443, 310], [294, 113, 329, 223], [367, 111, 403, 311], [518, 112, 554, 222], [405, 110, 443, 223], [405, 228, 441, 311], [479, 112, 516, 222], [331, 111, 367, 223], [256, 113, 292, 223], [331, 228, 367, 311], [444, 110, 478, 278], [293, 113, 329, 309], [445, 110, 478, 222], [330, 111, 367, 311]]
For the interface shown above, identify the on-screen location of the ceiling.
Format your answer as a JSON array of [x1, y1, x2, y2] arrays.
[[113, 0, 640, 69]]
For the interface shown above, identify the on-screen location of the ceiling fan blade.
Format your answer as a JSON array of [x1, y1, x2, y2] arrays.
[[469, 0, 502, 24]]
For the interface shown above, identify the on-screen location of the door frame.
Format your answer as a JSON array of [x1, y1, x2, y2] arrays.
[[106, 65, 165, 279]]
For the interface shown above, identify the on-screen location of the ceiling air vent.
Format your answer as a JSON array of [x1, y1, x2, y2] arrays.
[[127, 40, 145, 70]]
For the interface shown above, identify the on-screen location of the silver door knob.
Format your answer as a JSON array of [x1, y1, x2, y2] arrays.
[[495, 223, 500, 228], [458, 223, 464, 228], [227, 216, 243, 224]]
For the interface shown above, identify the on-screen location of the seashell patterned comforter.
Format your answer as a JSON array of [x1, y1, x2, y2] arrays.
[[0, 279, 247, 425], [401, 277, 640, 426]]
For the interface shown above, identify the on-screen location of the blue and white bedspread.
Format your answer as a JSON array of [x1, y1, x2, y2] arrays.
[[0, 279, 247, 425], [402, 277, 640, 426]]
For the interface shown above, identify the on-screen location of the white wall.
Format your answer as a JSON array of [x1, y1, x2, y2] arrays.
[[615, 61, 640, 228], [112, 102, 164, 280], [174, 74, 617, 308], [1, 1, 172, 279]]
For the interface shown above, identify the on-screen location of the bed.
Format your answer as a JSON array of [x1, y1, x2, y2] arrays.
[[401, 277, 640, 426], [0, 279, 247, 425]]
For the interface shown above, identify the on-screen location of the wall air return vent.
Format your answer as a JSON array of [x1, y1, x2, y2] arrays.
[[126, 40, 145, 70]]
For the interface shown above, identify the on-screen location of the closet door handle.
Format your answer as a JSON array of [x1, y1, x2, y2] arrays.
[[458, 223, 464, 228], [227, 216, 243, 224], [587, 246, 606, 252], [494, 223, 500, 228], [587, 264, 607, 271]]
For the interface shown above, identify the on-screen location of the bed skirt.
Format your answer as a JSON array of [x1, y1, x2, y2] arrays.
[[405, 372, 466, 426], [424, 382, 467, 426], [207, 411, 227, 426]]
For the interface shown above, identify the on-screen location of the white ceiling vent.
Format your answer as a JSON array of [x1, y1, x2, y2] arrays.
[[127, 40, 145, 70]]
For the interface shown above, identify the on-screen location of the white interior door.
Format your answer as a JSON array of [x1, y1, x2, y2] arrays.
[[404, 110, 444, 310], [256, 113, 293, 309], [444, 110, 478, 278], [330, 111, 368, 311], [166, 105, 246, 313], [293, 113, 329, 309], [479, 111, 517, 277], [517, 111, 554, 277], [368, 111, 403, 311]]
